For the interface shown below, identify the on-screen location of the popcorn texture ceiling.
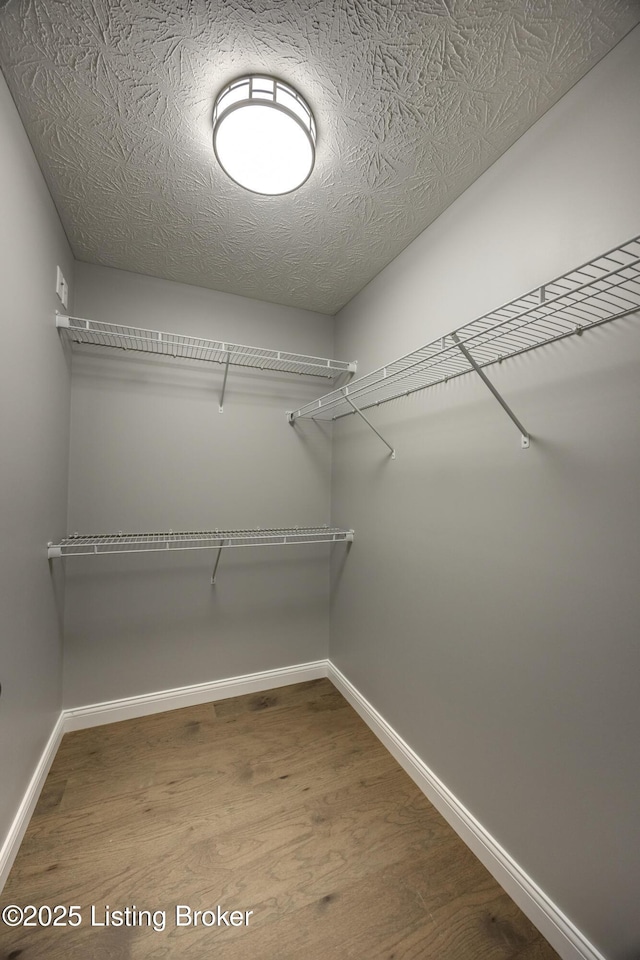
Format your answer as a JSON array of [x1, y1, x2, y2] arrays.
[[0, 1, 638, 315]]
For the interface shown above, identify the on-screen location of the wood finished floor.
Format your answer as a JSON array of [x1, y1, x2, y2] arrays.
[[0, 679, 560, 960]]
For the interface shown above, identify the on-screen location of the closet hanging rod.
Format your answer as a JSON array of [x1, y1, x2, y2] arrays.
[[288, 234, 640, 427], [56, 315, 357, 380]]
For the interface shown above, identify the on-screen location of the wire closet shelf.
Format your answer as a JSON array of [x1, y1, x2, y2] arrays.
[[47, 527, 354, 559], [56, 316, 356, 380], [288, 235, 640, 422]]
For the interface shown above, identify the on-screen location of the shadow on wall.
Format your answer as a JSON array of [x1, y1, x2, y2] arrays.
[[48, 554, 66, 638], [330, 538, 353, 596], [289, 417, 333, 475]]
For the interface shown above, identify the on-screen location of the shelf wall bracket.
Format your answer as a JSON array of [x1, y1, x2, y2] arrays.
[[47, 541, 62, 560], [451, 333, 530, 448], [219, 351, 231, 413], [343, 394, 396, 459], [211, 544, 224, 584]]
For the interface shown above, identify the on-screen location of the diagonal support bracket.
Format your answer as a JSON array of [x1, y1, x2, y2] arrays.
[[219, 351, 231, 413], [451, 333, 530, 449], [343, 394, 396, 459], [211, 545, 224, 584]]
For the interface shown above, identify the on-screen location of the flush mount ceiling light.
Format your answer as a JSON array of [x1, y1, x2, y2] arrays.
[[212, 76, 316, 196]]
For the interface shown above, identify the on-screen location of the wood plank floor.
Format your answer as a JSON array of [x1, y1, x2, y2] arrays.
[[0, 679, 560, 960]]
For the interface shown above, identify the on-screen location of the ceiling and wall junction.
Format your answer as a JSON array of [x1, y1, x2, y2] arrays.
[[0, 0, 638, 314]]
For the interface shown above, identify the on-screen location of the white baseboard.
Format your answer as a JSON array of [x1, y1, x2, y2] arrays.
[[327, 662, 605, 960], [62, 659, 329, 731], [0, 713, 66, 891], [1, 658, 606, 960]]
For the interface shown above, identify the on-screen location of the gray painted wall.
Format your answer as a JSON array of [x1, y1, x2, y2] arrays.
[[0, 73, 73, 846], [64, 264, 336, 706], [330, 27, 640, 960], [3, 19, 638, 960]]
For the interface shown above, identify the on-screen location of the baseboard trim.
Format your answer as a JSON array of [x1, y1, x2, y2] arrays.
[[62, 659, 329, 732], [0, 713, 66, 891], [327, 662, 606, 960]]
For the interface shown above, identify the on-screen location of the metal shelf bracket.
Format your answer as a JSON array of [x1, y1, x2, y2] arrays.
[[344, 393, 396, 459], [219, 350, 231, 413], [211, 544, 224, 584], [451, 333, 530, 448]]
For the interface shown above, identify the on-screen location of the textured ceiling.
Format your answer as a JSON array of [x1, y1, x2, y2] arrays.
[[1, 1, 638, 315]]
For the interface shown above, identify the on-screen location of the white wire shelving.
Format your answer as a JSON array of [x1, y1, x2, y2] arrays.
[[47, 526, 354, 583], [288, 235, 640, 454], [56, 315, 356, 412]]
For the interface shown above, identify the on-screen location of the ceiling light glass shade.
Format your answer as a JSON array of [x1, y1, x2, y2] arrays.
[[213, 76, 316, 195]]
